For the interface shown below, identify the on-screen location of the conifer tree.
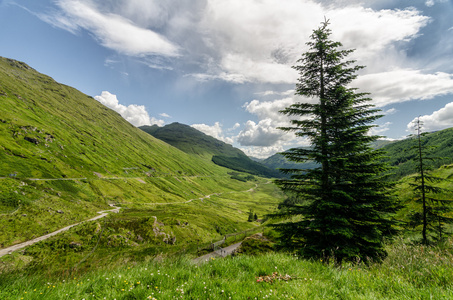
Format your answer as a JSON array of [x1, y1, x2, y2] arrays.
[[408, 118, 453, 244], [271, 20, 400, 264]]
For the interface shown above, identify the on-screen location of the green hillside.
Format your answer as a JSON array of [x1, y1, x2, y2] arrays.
[[140, 123, 240, 159], [261, 150, 318, 173], [380, 128, 453, 180], [140, 122, 282, 178], [0, 57, 282, 252]]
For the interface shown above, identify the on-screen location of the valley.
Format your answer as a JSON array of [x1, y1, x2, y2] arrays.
[[1, 56, 453, 299]]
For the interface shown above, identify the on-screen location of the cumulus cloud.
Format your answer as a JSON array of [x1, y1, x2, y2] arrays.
[[159, 113, 171, 118], [237, 97, 301, 148], [41, 0, 179, 57], [369, 122, 392, 136], [240, 145, 286, 159], [229, 123, 241, 131], [237, 120, 286, 147], [243, 97, 297, 122], [192, 0, 431, 86], [354, 70, 453, 107], [191, 122, 234, 144], [407, 102, 453, 133], [94, 91, 163, 127]]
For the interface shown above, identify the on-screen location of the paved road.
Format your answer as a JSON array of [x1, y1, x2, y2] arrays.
[[0, 206, 120, 258], [192, 242, 242, 264]]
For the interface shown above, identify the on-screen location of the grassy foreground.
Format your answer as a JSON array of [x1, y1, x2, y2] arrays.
[[1, 238, 453, 299]]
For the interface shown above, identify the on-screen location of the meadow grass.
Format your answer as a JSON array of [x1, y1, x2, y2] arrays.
[[1, 237, 453, 299]]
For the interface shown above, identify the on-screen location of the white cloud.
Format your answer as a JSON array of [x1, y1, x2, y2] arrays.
[[383, 108, 397, 115], [407, 102, 453, 133], [43, 0, 179, 57], [425, 0, 448, 7], [159, 113, 171, 118], [237, 120, 281, 147], [228, 123, 241, 131], [354, 70, 453, 107], [243, 97, 297, 122], [192, 0, 431, 86], [191, 122, 234, 144], [94, 91, 163, 127], [369, 122, 392, 136], [329, 6, 429, 65], [239, 145, 286, 159]]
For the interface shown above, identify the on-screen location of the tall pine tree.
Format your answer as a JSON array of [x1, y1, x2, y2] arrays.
[[271, 20, 400, 264], [408, 117, 453, 244]]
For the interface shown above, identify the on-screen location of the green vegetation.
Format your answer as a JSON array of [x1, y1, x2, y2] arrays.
[[1, 50, 453, 299], [212, 154, 281, 178], [381, 127, 453, 180], [140, 123, 240, 160], [396, 164, 453, 241], [140, 122, 282, 178], [407, 118, 453, 244], [260, 150, 318, 174], [2, 238, 453, 299], [273, 21, 399, 264], [0, 57, 282, 249]]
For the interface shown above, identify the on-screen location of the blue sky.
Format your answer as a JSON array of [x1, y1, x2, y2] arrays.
[[1, 0, 453, 158]]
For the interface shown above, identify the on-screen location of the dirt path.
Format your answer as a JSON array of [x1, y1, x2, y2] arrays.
[[0, 206, 120, 258]]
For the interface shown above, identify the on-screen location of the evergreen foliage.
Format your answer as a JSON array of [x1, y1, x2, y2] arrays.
[[271, 20, 400, 264], [407, 118, 453, 244]]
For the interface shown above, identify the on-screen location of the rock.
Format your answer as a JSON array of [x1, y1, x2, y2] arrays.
[[69, 242, 82, 249], [57, 210, 64, 214], [24, 136, 39, 144]]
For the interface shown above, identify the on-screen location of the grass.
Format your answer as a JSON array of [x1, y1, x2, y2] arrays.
[[0, 177, 283, 276], [1, 237, 453, 299], [0, 56, 283, 249]]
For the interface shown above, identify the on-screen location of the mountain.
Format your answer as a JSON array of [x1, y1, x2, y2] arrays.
[[380, 127, 453, 180], [140, 123, 240, 159], [261, 150, 318, 172], [140, 123, 282, 178], [0, 57, 281, 249]]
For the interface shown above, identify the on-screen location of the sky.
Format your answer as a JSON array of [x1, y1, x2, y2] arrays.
[[1, 0, 453, 158]]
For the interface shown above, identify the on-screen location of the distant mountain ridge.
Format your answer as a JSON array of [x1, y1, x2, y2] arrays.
[[259, 130, 453, 180], [140, 123, 282, 178], [380, 127, 453, 179], [140, 123, 241, 159]]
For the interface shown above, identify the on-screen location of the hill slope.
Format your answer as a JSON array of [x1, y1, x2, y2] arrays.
[[380, 128, 453, 179], [0, 57, 282, 249], [140, 123, 240, 159], [140, 123, 282, 178]]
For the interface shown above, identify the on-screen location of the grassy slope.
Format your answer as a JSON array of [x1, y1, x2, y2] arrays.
[[140, 123, 241, 160], [381, 128, 453, 180], [140, 123, 282, 178], [1, 239, 453, 299], [0, 57, 282, 249], [394, 164, 453, 238]]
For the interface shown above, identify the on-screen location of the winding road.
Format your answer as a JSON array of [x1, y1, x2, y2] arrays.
[[0, 180, 264, 258], [0, 206, 120, 258]]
